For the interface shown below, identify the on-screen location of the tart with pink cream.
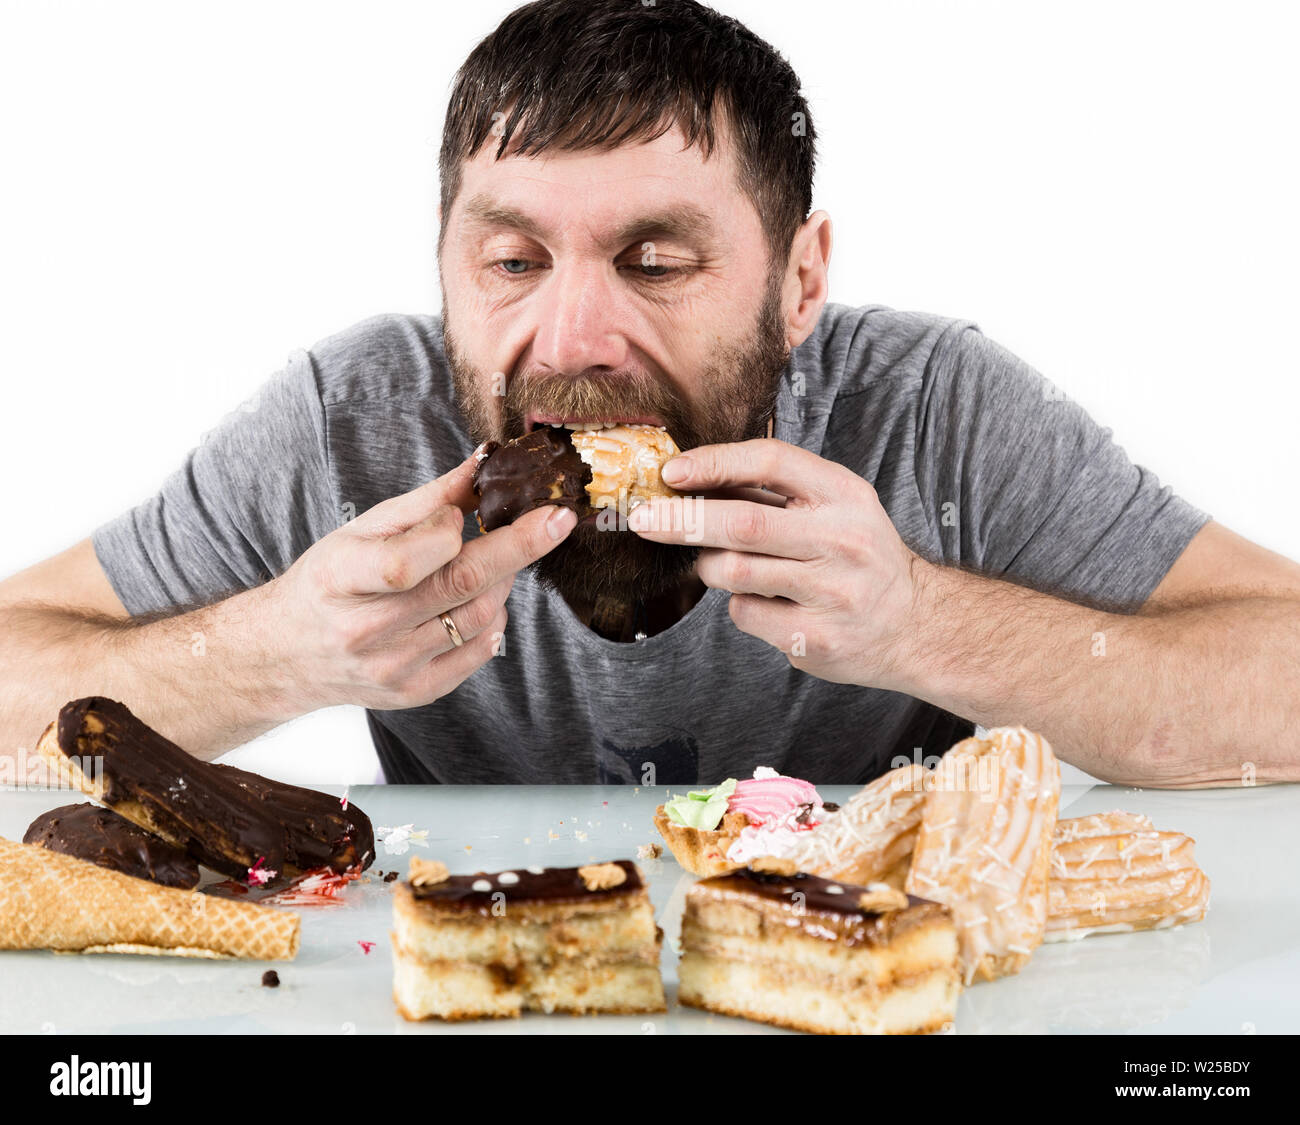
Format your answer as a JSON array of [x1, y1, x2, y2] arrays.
[[653, 769, 837, 877]]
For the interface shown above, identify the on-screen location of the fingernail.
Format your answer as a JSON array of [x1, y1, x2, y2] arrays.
[[662, 455, 691, 486], [546, 506, 578, 540], [627, 504, 652, 531]]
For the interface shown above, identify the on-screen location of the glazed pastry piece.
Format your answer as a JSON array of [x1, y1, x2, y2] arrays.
[[783, 763, 930, 889], [0, 836, 298, 960], [1045, 811, 1210, 940], [904, 726, 1060, 984], [211, 763, 373, 874], [568, 424, 682, 511], [677, 865, 961, 1035], [23, 803, 200, 890], [392, 859, 665, 1021], [36, 697, 373, 881]]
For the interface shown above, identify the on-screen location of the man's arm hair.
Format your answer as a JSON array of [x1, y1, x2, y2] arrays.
[[0, 580, 298, 778], [899, 553, 1300, 787]]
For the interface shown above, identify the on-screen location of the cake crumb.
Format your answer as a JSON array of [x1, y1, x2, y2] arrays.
[[575, 830, 588, 842], [383, 871, 399, 883], [261, 970, 280, 988], [578, 863, 627, 891], [636, 843, 663, 860]]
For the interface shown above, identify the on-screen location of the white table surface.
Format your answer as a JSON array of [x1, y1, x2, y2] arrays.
[[1, 780, 1295, 1035]]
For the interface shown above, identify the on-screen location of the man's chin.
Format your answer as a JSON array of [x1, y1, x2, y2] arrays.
[[530, 523, 699, 605]]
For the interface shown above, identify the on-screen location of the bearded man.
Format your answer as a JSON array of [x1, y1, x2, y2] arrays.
[[3, 0, 1298, 787]]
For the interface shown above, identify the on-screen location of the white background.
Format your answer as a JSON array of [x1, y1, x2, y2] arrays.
[[1, 0, 1295, 784]]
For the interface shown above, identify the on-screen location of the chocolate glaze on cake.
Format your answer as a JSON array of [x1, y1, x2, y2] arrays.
[[698, 867, 949, 947], [409, 860, 643, 914], [23, 803, 200, 889], [472, 428, 593, 531]]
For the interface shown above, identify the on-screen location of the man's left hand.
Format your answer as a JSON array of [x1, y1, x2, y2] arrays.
[[627, 438, 924, 689]]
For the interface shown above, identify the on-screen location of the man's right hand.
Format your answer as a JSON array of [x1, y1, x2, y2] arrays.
[[265, 450, 576, 712]]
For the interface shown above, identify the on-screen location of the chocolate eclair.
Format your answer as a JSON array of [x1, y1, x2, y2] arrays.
[[23, 803, 201, 889], [36, 697, 373, 881], [472, 428, 593, 532], [472, 423, 682, 531]]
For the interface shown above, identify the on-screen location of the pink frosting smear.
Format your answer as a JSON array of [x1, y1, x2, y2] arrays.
[[727, 767, 822, 824]]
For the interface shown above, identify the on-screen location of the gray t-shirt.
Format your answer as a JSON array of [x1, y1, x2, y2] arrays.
[[92, 303, 1209, 784]]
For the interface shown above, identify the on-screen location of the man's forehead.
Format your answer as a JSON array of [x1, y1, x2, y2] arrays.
[[459, 191, 720, 250], [450, 121, 742, 247]]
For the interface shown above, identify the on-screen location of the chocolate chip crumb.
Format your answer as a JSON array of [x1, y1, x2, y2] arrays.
[[823, 801, 841, 812], [383, 870, 398, 883], [261, 970, 280, 988]]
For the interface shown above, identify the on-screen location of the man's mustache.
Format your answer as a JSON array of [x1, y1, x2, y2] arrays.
[[502, 370, 684, 432]]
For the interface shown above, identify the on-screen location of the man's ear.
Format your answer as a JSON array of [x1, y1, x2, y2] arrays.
[[783, 210, 832, 349]]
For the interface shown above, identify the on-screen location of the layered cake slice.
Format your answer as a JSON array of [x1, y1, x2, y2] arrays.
[[392, 858, 665, 1020], [678, 861, 961, 1035]]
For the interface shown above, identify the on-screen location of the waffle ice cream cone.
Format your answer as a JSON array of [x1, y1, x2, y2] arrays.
[[0, 836, 299, 960]]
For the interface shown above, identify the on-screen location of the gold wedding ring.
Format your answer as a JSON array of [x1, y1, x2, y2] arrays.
[[438, 611, 465, 648]]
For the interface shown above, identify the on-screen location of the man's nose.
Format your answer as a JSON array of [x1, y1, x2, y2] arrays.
[[531, 258, 631, 373]]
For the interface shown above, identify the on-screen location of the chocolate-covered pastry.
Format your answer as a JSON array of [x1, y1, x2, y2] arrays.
[[23, 803, 200, 889], [472, 424, 684, 531], [471, 428, 593, 532], [213, 763, 374, 873], [35, 697, 373, 881]]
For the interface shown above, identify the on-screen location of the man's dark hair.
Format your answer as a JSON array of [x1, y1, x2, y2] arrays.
[[438, 0, 816, 269]]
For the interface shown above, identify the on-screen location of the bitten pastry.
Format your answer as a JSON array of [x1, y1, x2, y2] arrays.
[[24, 803, 200, 890], [1046, 811, 1210, 940], [472, 423, 682, 531], [678, 864, 961, 1035], [471, 428, 592, 531], [904, 726, 1060, 984], [35, 697, 373, 882], [392, 858, 665, 1021], [568, 424, 681, 511], [0, 836, 299, 960]]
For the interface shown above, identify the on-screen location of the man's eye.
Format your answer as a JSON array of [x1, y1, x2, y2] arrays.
[[495, 259, 531, 275], [623, 262, 677, 279]]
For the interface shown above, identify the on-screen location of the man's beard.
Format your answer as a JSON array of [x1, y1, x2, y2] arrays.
[[443, 280, 789, 606]]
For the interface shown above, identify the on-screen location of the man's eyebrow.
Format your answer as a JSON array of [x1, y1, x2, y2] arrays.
[[460, 193, 718, 249]]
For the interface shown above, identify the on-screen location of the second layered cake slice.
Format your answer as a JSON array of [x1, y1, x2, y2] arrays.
[[393, 859, 665, 1020], [678, 865, 961, 1034]]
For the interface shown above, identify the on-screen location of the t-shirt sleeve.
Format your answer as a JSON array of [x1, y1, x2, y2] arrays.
[[914, 324, 1210, 612], [91, 350, 338, 616]]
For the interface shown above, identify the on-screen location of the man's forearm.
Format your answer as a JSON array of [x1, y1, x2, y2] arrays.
[[899, 561, 1300, 786], [0, 584, 301, 770]]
